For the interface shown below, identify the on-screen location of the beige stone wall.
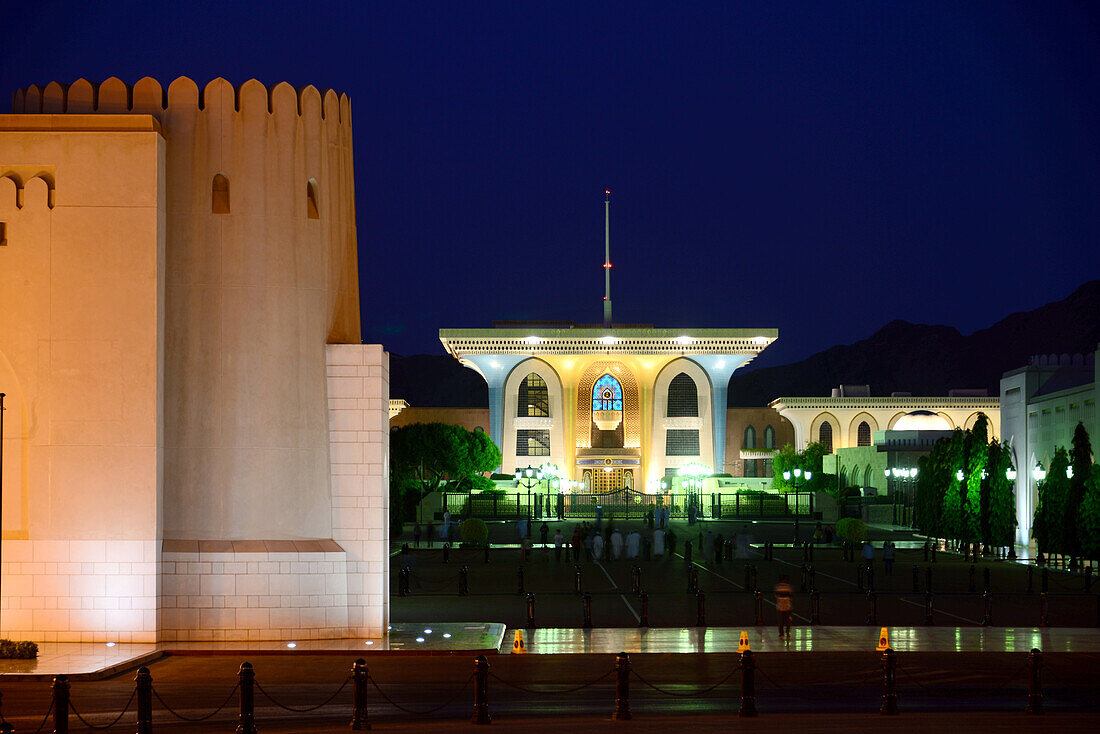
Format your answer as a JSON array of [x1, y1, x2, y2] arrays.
[[0, 116, 165, 640]]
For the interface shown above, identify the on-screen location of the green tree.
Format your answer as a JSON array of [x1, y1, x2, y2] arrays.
[[772, 442, 834, 494], [1077, 466, 1100, 560], [1065, 423, 1093, 556], [985, 441, 1017, 546], [962, 414, 989, 541], [915, 438, 951, 537], [1036, 448, 1071, 555], [390, 422, 502, 520], [942, 429, 967, 540]]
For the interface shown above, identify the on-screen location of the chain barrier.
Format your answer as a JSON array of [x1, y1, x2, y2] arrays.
[[367, 673, 474, 716], [894, 661, 1028, 698], [488, 668, 613, 695], [69, 689, 136, 730], [151, 682, 239, 722], [631, 665, 740, 697], [255, 677, 352, 713], [27, 698, 53, 734], [754, 664, 873, 702]]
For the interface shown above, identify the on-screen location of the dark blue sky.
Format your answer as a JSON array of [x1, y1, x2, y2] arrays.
[[4, 1, 1098, 367]]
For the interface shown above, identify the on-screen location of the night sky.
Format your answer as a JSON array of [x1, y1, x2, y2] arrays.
[[3, 1, 1098, 368]]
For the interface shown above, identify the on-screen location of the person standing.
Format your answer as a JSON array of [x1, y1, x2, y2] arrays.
[[413, 523, 421, 549], [592, 532, 605, 561], [539, 522, 549, 547], [442, 510, 452, 541], [883, 541, 895, 576], [666, 529, 677, 560], [610, 529, 624, 560], [554, 529, 564, 562], [774, 575, 794, 638], [626, 530, 641, 559], [653, 527, 666, 559], [861, 541, 875, 572]]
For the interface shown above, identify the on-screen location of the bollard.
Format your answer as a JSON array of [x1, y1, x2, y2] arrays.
[[459, 565, 469, 596], [53, 674, 71, 734], [925, 566, 932, 593], [517, 566, 525, 595], [526, 592, 536, 629], [912, 565, 920, 593], [696, 591, 706, 627], [614, 652, 631, 720], [924, 591, 934, 625], [688, 566, 699, 594], [983, 566, 991, 592], [472, 655, 491, 724], [1025, 648, 1043, 714], [880, 648, 899, 715], [808, 566, 817, 593], [631, 565, 641, 595], [399, 566, 409, 596], [800, 563, 808, 592], [866, 591, 877, 626], [1026, 565, 1033, 595], [866, 563, 875, 592], [639, 591, 649, 627], [685, 541, 693, 565], [982, 590, 992, 626], [811, 590, 821, 625], [136, 665, 153, 734], [574, 565, 583, 595], [754, 590, 764, 626], [484, 543, 490, 564], [739, 649, 757, 717], [237, 662, 258, 734], [968, 564, 976, 593], [857, 564, 865, 591], [583, 592, 593, 629], [351, 658, 370, 730], [1040, 592, 1050, 627], [1041, 567, 1049, 593], [802, 543, 809, 562], [443, 543, 450, 564]]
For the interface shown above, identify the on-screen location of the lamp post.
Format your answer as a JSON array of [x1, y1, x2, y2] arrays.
[[782, 468, 812, 543], [887, 467, 918, 526], [517, 466, 542, 521], [678, 464, 711, 521], [1006, 466, 1018, 559]]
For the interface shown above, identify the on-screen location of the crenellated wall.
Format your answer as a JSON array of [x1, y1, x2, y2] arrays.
[[13, 76, 362, 541]]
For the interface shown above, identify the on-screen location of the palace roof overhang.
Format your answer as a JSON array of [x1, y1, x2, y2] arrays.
[[769, 396, 1002, 411], [439, 327, 778, 360]]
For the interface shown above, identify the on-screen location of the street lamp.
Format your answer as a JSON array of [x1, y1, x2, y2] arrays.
[[516, 465, 543, 520], [782, 468, 812, 543], [678, 463, 711, 521], [1005, 465, 1019, 559], [1032, 464, 1046, 482]]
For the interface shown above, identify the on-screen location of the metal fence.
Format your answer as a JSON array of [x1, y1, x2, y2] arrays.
[[439, 490, 816, 521]]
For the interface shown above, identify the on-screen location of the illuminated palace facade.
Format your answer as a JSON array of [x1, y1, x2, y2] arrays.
[[439, 325, 776, 490]]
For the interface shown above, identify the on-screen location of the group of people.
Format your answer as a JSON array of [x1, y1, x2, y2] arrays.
[[861, 539, 898, 575], [535, 522, 681, 563], [411, 510, 454, 548]]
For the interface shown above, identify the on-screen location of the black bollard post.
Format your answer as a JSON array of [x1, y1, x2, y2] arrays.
[[53, 674, 70, 734], [688, 566, 699, 594], [136, 665, 153, 734], [809, 566, 817, 593], [982, 590, 992, 626], [351, 659, 370, 730], [399, 566, 409, 596], [526, 592, 536, 629], [811, 590, 821, 625], [968, 564, 976, 593], [867, 563, 875, 591], [459, 565, 469, 596], [237, 662, 257, 734], [696, 591, 706, 627], [517, 566, 525, 595], [857, 563, 865, 591], [800, 563, 808, 592], [1026, 565, 1033, 595], [912, 565, 919, 593], [1042, 567, 1049, 593], [984, 567, 991, 592], [739, 649, 757, 717], [639, 591, 649, 627], [924, 591, 934, 625], [866, 591, 877, 626], [1040, 592, 1050, 627], [754, 590, 764, 625], [925, 565, 932, 593], [574, 565, 583, 595], [631, 565, 641, 595], [472, 655, 491, 725], [484, 542, 490, 564], [583, 592, 593, 629], [880, 648, 899, 715], [614, 652, 631, 720], [685, 540, 693, 564], [443, 542, 450, 564], [1025, 648, 1043, 714]]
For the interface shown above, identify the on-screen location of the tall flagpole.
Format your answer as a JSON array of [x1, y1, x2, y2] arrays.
[[603, 190, 612, 328]]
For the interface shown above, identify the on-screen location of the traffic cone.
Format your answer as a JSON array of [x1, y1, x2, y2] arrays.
[[876, 627, 891, 651], [737, 630, 751, 653], [512, 629, 527, 654]]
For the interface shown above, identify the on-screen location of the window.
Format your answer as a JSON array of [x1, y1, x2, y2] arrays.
[[743, 425, 756, 449], [592, 374, 623, 411], [0, 221, 6, 245], [212, 174, 230, 214], [819, 421, 833, 453], [666, 429, 700, 456], [857, 421, 871, 447], [666, 373, 698, 417], [764, 425, 775, 449], [307, 179, 320, 219], [864, 465, 873, 487], [516, 429, 550, 456], [518, 373, 549, 417]]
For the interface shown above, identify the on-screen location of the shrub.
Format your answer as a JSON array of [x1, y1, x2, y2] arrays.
[[836, 518, 868, 543], [0, 639, 38, 659], [490, 473, 514, 481], [461, 518, 489, 545]]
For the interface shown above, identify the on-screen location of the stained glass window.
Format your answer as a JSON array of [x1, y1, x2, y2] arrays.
[[592, 374, 623, 411]]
